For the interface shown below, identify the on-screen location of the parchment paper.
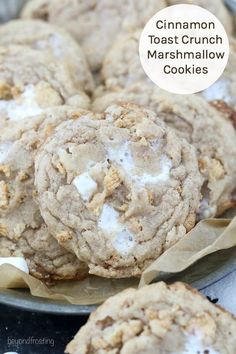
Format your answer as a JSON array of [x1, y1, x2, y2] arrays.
[[0, 214, 235, 305], [140, 215, 236, 286]]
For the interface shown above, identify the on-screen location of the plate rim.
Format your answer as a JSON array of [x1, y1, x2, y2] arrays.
[[0, 288, 97, 315]]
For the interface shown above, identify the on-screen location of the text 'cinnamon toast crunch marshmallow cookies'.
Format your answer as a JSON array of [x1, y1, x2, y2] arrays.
[[66, 282, 236, 354], [35, 103, 202, 278], [0, 19, 94, 94], [101, 31, 236, 98], [0, 107, 88, 281], [93, 85, 236, 219], [21, 0, 167, 72], [0, 45, 90, 128]]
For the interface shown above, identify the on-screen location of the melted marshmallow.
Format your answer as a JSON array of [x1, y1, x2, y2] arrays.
[[98, 204, 135, 256], [181, 335, 219, 354], [112, 230, 135, 256], [36, 35, 63, 58], [0, 257, 29, 273], [73, 173, 97, 202], [198, 198, 217, 219], [108, 143, 172, 186], [0, 142, 12, 164], [0, 84, 42, 121], [108, 142, 135, 175], [136, 157, 172, 185]]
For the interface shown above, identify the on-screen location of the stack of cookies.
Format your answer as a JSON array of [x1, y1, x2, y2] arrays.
[[0, 0, 235, 286]]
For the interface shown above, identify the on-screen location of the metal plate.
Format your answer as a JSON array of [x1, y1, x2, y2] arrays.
[[0, 288, 97, 315], [159, 247, 236, 316], [0, 247, 235, 315]]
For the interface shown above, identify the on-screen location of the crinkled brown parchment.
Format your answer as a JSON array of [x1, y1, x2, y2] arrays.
[[0, 213, 235, 305]]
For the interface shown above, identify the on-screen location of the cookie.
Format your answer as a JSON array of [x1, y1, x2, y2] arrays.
[[93, 85, 236, 218], [201, 38, 236, 122], [101, 31, 148, 92], [167, 0, 233, 35], [66, 282, 236, 354], [0, 45, 90, 128], [21, 0, 167, 72], [0, 227, 87, 282], [0, 19, 94, 94], [0, 106, 88, 281], [35, 103, 202, 278]]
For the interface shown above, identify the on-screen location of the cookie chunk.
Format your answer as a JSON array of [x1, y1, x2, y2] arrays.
[[35, 103, 202, 278], [167, 0, 233, 35], [93, 85, 236, 218], [21, 0, 167, 71], [0, 45, 90, 128], [0, 19, 94, 94], [0, 107, 88, 281], [66, 282, 236, 354]]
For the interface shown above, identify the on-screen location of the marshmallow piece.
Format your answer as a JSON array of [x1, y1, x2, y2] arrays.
[[0, 84, 42, 122], [99, 204, 135, 256], [73, 173, 97, 202], [182, 335, 219, 354], [0, 142, 12, 163]]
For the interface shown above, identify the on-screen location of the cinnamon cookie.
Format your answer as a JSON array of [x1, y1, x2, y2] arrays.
[[0, 107, 88, 281], [35, 103, 202, 278], [66, 282, 236, 354], [21, 0, 167, 71], [93, 85, 236, 218], [101, 31, 148, 91], [0, 45, 90, 128], [0, 19, 94, 94]]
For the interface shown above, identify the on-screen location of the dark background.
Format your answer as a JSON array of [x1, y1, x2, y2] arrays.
[[0, 304, 88, 354]]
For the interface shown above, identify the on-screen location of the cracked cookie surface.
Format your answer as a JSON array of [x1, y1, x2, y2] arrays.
[[21, 0, 167, 71], [93, 86, 236, 218], [0, 107, 88, 281], [0, 45, 90, 128], [0, 19, 94, 94], [35, 103, 202, 278], [66, 282, 236, 354]]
